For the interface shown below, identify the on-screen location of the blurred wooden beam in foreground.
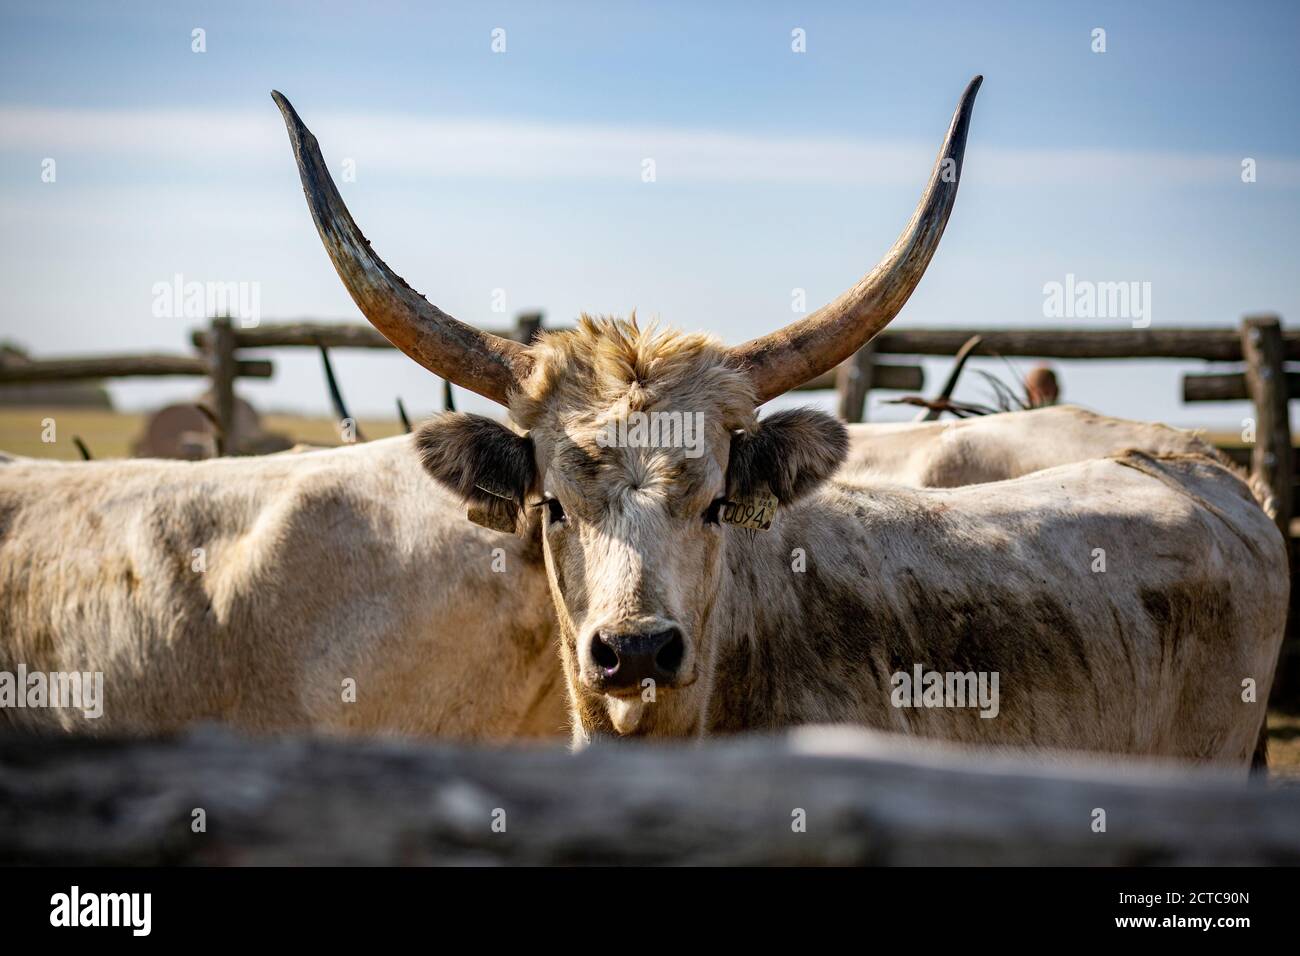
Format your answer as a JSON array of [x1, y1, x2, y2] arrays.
[[1, 726, 1296, 866]]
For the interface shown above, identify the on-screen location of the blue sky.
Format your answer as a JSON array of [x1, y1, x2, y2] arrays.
[[1, 0, 1297, 426]]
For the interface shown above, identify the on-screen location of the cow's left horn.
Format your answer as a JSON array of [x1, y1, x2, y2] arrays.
[[272, 91, 532, 406], [729, 76, 982, 404]]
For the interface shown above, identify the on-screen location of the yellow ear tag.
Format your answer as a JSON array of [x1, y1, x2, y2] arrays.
[[720, 490, 779, 531]]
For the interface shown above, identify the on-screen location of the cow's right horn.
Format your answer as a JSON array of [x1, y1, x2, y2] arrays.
[[272, 92, 532, 406], [728, 76, 982, 404]]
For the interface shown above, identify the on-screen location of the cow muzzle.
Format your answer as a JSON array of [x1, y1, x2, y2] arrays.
[[584, 627, 686, 695]]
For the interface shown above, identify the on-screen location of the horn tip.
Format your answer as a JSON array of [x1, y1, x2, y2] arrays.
[[270, 90, 308, 136]]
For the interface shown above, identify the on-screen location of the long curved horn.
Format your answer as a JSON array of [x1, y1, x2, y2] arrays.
[[272, 92, 532, 405], [730, 76, 982, 404]]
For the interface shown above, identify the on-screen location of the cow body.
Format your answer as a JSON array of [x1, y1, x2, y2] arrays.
[[0, 437, 565, 738], [0, 405, 1237, 742], [405, 321, 1287, 773], [703, 452, 1285, 765], [845, 404, 1226, 488]]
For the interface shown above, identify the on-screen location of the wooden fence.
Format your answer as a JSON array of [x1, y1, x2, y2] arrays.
[[0, 329, 274, 436], [5, 312, 1294, 536], [186, 312, 1298, 524], [186, 312, 927, 445], [12, 314, 1295, 506], [1, 725, 1295, 865]]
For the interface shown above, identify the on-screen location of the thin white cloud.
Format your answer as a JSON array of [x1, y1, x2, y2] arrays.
[[3, 105, 1298, 188]]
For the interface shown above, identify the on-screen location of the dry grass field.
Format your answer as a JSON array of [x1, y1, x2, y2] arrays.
[[2, 407, 1297, 778], [0, 407, 407, 460]]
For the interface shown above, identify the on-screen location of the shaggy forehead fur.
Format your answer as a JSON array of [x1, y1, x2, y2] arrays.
[[509, 315, 758, 433]]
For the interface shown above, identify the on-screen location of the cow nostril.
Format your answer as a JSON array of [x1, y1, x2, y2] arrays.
[[655, 629, 684, 675], [591, 634, 620, 672], [590, 628, 685, 688]]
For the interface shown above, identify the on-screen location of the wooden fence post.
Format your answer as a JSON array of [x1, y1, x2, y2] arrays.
[[515, 311, 544, 344], [836, 343, 876, 422], [1240, 315, 1292, 541], [208, 317, 239, 455], [1241, 314, 1297, 709]]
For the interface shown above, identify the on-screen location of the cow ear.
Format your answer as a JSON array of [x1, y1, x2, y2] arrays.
[[414, 413, 537, 507], [727, 409, 848, 504]]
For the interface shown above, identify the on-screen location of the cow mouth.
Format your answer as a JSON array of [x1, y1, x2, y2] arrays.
[[605, 695, 651, 734], [594, 671, 698, 699]]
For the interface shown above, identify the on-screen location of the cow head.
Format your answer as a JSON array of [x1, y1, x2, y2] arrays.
[[273, 76, 980, 741], [412, 321, 849, 737]]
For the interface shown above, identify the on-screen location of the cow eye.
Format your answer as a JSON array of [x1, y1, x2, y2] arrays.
[[544, 496, 567, 524], [703, 497, 726, 526]]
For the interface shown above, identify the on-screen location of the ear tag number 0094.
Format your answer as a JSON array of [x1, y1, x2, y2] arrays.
[[720, 491, 778, 531]]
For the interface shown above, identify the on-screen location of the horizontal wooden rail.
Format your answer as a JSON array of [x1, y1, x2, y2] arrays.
[[192, 322, 394, 350], [870, 326, 1300, 361], [190, 321, 924, 393], [194, 321, 1300, 363], [190, 313, 551, 351], [0, 355, 272, 385], [1, 726, 1294, 865], [1184, 371, 1300, 403], [192, 320, 543, 351], [799, 361, 922, 393]]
